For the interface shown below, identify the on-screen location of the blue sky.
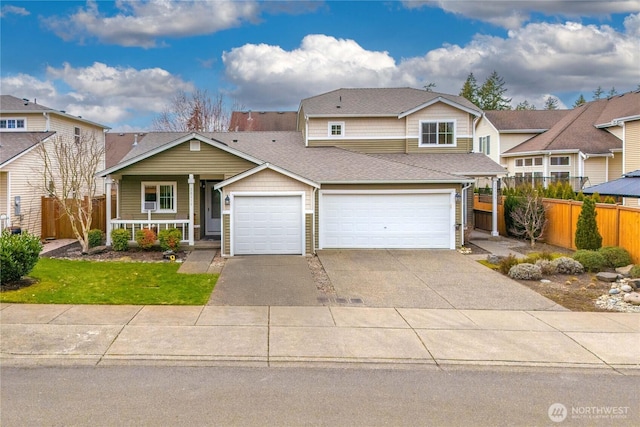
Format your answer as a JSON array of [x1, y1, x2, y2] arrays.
[[1, 1, 639, 131]]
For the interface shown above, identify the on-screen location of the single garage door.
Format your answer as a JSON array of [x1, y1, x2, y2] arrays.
[[320, 191, 453, 249], [233, 195, 303, 255]]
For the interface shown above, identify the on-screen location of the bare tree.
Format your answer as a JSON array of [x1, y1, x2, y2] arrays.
[[509, 190, 548, 247], [152, 89, 239, 132], [35, 131, 104, 253]]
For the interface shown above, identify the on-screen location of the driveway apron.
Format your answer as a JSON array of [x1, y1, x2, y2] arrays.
[[208, 256, 320, 306], [317, 249, 565, 310]]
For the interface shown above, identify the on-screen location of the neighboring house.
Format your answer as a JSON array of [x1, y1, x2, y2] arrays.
[[229, 111, 297, 131], [498, 92, 640, 191], [0, 95, 109, 235], [97, 88, 506, 256]]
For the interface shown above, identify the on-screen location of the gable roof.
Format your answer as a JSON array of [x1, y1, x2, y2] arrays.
[[299, 88, 482, 117], [0, 95, 110, 129], [483, 110, 570, 132], [105, 132, 148, 168], [370, 153, 507, 177], [503, 97, 625, 156], [229, 111, 297, 131], [582, 169, 640, 198], [0, 131, 56, 167], [594, 90, 640, 127]]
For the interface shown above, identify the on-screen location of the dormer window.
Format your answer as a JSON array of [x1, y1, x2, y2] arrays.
[[328, 122, 344, 137], [419, 120, 456, 146]]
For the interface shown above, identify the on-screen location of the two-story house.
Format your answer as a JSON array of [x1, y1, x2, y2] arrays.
[[0, 95, 109, 235], [97, 88, 505, 256]]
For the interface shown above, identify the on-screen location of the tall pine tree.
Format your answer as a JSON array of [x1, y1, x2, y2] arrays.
[[478, 71, 512, 110], [575, 197, 602, 250], [459, 72, 479, 106], [573, 94, 586, 107]]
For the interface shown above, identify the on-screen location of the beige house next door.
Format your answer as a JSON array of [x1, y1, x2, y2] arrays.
[[205, 181, 221, 236]]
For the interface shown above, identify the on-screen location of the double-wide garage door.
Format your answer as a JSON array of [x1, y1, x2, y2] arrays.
[[320, 191, 454, 249], [233, 195, 303, 255]]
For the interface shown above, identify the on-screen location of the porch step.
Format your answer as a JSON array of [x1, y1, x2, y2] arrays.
[[178, 250, 216, 274]]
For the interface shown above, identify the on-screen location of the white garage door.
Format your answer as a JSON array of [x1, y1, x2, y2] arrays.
[[320, 192, 453, 249], [233, 195, 303, 255]]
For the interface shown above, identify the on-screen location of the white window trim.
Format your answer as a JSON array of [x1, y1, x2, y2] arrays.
[[140, 181, 177, 213], [550, 156, 570, 166], [0, 117, 27, 131], [419, 119, 457, 147], [515, 157, 543, 167], [328, 121, 345, 138], [479, 135, 491, 155]]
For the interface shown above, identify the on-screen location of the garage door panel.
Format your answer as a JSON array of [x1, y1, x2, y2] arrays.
[[233, 195, 302, 255], [320, 193, 453, 249]]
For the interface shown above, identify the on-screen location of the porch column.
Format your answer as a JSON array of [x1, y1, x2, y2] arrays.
[[491, 177, 499, 237], [188, 174, 195, 246], [105, 176, 113, 246]]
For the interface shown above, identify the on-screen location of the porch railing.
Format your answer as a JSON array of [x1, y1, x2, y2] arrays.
[[110, 219, 190, 242], [0, 214, 8, 231]]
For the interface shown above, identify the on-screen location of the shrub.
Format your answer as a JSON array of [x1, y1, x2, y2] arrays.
[[503, 194, 521, 237], [158, 228, 182, 251], [0, 230, 43, 285], [630, 265, 640, 278], [135, 228, 157, 250], [508, 263, 542, 280], [522, 251, 554, 264], [535, 259, 557, 275], [551, 257, 584, 275], [572, 250, 606, 272], [598, 246, 632, 268], [88, 229, 104, 248], [574, 197, 602, 250], [111, 228, 130, 252], [498, 254, 520, 275]]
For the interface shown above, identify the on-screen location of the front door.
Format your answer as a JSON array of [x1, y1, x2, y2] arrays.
[[205, 181, 221, 236]]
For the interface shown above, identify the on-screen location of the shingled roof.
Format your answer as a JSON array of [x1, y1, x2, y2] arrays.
[[105, 132, 148, 168], [0, 131, 56, 166], [484, 110, 569, 132], [0, 95, 110, 129], [229, 111, 297, 131], [299, 88, 482, 117]]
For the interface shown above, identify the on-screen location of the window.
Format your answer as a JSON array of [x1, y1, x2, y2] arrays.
[[420, 120, 455, 146], [190, 140, 201, 151], [0, 118, 26, 131], [550, 156, 570, 166], [141, 182, 177, 213], [73, 127, 81, 144], [328, 122, 344, 137], [479, 136, 490, 155], [515, 157, 542, 167], [551, 171, 570, 179]]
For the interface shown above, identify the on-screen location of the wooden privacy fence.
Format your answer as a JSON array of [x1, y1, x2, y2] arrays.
[[474, 195, 640, 263], [41, 196, 116, 240]]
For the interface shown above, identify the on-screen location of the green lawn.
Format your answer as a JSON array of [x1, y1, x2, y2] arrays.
[[0, 258, 217, 305]]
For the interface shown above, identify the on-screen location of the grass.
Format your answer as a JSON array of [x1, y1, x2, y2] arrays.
[[0, 258, 217, 305]]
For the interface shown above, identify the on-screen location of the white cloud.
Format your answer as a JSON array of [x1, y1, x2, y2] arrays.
[[0, 5, 30, 18], [42, 0, 261, 48], [1, 62, 193, 126], [404, 0, 640, 29], [223, 18, 640, 109]]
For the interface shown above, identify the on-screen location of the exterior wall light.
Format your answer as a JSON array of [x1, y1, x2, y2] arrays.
[[455, 192, 462, 202], [225, 195, 230, 205]]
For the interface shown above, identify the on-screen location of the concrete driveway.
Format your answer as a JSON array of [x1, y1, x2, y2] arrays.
[[317, 249, 564, 310]]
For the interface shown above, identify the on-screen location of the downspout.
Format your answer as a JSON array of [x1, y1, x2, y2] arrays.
[[43, 112, 50, 131], [578, 152, 587, 183], [460, 183, 472, 246], [217, 188, 225, 255], [312, 187, 318, 253]]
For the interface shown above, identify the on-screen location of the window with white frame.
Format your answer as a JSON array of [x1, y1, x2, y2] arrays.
[[550, 156, 570, 166], [74, 127, 81, 144], [420, 120, 455, 146], [479, 135, 490, 154], [515, 157, 542, 167], [141, 182, 177, 213], [328, 122, 344, 137], [551, 171, 570, 179], [0, 118, 26, 131]]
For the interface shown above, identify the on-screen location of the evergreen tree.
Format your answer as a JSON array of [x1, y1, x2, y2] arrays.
[[459, 73, 479, 106], [543, 96, 559, 110], [607, 87, 617, 97], [593, 86, 604, 100], [574, 197, 602, 250], [478, 71, 512, 110], [515, 100, 536, 110], [573, 94, 586, 107]]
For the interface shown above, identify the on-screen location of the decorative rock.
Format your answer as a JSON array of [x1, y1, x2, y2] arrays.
[[609, 288, 620, 295], [88, 245, 108, 255], [487, 254, 505, 264], [596, 272, 619, 282], [615, 264, 634, 276], [629, 279, 640, 289], [620, 284, 633, 293], [611, 284, 618, 289], [540, 279, 551, 283], [623, 292, 640, 305]]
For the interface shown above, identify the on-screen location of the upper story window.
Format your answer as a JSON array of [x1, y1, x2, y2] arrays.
[[515, 157, 542, 167], [0, 118, 26, 131], [479, 135, 491, 155], [420, 120, 455, 146], [141, 182, 177, 213], [328, 122, 344, 137], [550, 156, 570, 166], [74, 127, 81, 144]]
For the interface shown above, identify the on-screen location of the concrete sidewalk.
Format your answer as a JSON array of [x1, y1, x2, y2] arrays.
[[1, 303, 638, 372]]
